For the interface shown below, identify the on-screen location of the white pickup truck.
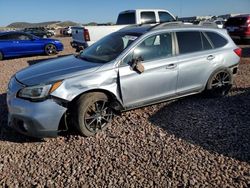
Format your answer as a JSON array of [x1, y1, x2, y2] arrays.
[[70, 9, 176, 51]]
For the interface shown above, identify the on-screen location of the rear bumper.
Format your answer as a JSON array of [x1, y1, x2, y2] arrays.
[[70, 41, 88, 50], [55, 43, 64, 51]]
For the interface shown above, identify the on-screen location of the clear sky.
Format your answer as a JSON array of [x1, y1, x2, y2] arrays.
[[0, 0, 250, 26]]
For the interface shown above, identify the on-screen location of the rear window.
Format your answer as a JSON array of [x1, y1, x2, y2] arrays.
[[141, 12, 156, 24], [117, 13, 136, 25], [225, 17, 248, 26], [201, 33, 213, 50], [159, 12, 175, 23], [205, 32, 228, 48], [177, 31, 203, 54]]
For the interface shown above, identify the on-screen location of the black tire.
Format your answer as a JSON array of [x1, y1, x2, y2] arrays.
[[0, 51, 3, 61], [206, 68, 233, 97], [74, 92, 114, 136], [76, 46, 84, 53], [45, 44, 57, 55]]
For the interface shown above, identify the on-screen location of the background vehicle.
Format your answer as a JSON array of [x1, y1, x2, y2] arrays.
[[0, 31, 63, 60], [7, 23, 241, 137], [71, 9, 176, 51], [62, 26, 73, 36], [214, 20, 226, 29], [23, 27, 53, 38], [224, 14, 250, 41]]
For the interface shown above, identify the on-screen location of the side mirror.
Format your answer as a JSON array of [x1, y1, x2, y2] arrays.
[[130, 56, 144, 74]]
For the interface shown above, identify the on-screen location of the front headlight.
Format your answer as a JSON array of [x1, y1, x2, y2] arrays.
[[18, 81, 62, 100]]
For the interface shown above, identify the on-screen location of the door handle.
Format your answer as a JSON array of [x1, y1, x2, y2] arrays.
[[166, 64, 177, 69], [207, 55, 215, 60]]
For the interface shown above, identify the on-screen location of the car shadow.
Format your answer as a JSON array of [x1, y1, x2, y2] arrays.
[[27, 54, 72, 66], [149, 87, 250, 163]]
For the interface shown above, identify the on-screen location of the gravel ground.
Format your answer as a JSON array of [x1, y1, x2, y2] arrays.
[[0, 37, 250, 187]]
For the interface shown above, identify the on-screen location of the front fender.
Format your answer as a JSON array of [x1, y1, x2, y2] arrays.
[[50, 68, 122, 104]]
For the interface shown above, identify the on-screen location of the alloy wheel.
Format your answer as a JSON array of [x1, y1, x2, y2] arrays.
[[84, 100, 113, 132]]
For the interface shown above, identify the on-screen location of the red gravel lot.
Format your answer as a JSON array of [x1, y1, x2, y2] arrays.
[[0, 37, 249, 187]]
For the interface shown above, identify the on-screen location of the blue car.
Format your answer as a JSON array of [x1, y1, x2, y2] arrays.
[[0, 31, 63, 60]]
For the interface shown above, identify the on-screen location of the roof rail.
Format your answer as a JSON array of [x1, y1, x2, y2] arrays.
[[150, 21, 184, 30], [198, 21, 218, 28]]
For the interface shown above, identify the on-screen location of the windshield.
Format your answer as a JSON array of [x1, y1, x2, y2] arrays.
[[80, 32, 141, 63]]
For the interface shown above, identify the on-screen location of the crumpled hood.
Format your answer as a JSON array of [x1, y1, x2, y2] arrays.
[[16, 55, 102, 86]]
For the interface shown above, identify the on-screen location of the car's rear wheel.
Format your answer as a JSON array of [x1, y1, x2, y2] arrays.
[[0, 51, 3, 60], [45, 44, 57, 55], [74, 92, 114, 136], [206, 68, 233, 97]]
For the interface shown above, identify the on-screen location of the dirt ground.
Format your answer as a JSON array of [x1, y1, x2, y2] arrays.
[[0, 37, 249, 187]]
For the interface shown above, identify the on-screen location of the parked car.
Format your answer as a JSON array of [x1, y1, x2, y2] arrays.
[[63, 26, 73, 36], [214, 20, 226, 29], [0, 31, 63, 60], [224, 14, 250, 41], [23, 27, 53, 38], [71, 9, 176, 51], [7, 23, 241, 137]]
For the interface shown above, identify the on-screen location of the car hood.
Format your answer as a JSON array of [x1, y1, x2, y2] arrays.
[[16, 55, 103, 86]]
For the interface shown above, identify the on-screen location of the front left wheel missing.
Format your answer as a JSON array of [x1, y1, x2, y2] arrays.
[[74, 92, 114, 137]]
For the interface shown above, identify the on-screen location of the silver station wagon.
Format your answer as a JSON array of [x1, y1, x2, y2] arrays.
[[7, 23, 242, 137]]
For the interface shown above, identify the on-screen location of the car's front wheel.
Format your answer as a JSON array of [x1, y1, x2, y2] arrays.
[[45, 44, 57, 55], [74, 92, 114, 137], [206, 68, 233, 97]]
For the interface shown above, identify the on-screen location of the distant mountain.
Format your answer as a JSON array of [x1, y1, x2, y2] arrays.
[[7, 21, 79, 28], [56, 21, 80, 27]]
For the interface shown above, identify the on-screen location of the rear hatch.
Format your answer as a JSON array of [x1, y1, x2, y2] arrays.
[[71, 26, 85, 44]]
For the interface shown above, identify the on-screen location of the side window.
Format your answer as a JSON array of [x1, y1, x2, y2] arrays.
[[159, 12, 175, 22], [201, 32, 213, 50], [176, 31, 203, 54], [124, 33, 172, 64], [205, 32, 228, 48], [141, 12, 156, 24], [18, 34, 31, 40], [6, 34, 20, 40], [117, 13, 136, 25]]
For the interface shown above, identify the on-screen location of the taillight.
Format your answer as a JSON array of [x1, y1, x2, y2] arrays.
[[83, 28, 90, 41], [234, 48, 242, 57], [247, 18, 250, 29]]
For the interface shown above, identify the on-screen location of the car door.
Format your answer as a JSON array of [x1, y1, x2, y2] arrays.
[[0, 33, 23, 56], [118, 32, 179, 108], [17, 33, 44, 54], [175, 31, 215, 95], [0, 33, 14, 57]]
